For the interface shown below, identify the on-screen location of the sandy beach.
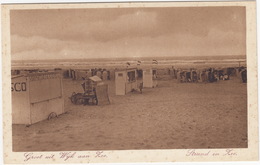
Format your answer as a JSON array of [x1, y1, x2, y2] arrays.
[[12, 74, 247, 151]]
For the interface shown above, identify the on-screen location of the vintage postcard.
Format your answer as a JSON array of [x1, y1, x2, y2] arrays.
[[1, 0, 258, 164]]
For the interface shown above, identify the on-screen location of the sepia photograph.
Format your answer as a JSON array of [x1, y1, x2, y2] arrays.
[[1, 0, 258, 164]]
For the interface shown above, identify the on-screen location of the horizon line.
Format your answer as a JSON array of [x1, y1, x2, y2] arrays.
[[11, 54, 247, 61]]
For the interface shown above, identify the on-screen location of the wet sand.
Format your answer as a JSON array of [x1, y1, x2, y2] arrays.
[[12, 75, 247, 151]]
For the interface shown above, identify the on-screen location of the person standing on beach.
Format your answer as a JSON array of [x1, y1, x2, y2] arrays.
[[139, 82, 143, 94]]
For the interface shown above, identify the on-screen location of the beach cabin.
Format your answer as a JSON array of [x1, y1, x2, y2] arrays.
[[87, 76, 110, 105], [102, 70, 108, 81], [71, 70, 76, 80], [170, 68, 177, 79], [62, 70, 70, 79], [157, 68, 169, 75], [115, 68, 138, 95], [78, 70, 91, 80], [68, 69, 72, 78], [81, 75, 102, 94], [109, 69, 115, 80], [68, 69, 91, 80], [241, 68, 247, 83], [11, 72, 65, 125], [96, 71, 102, 79], [75, 70, 84, 80], [143, 68, 158, 88]]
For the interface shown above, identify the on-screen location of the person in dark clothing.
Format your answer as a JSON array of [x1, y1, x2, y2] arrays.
[[241, 69, 247, 83]]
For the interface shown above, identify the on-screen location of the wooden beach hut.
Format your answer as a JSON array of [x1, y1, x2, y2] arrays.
[[115, 68, 138, 95], [82, 75, 110, 105], [109, 69, 115, 80], [11, 72, 65, 125], [142, 68, 158, 88], [95, 71, 101, 79], [102, 70, 108, 81]]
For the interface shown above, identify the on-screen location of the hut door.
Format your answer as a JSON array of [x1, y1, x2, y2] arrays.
[[115, 72, 126, 95], [143, 69, 153, 88]]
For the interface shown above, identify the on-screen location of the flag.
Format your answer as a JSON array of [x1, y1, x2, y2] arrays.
[[152, 59, 158, 64]]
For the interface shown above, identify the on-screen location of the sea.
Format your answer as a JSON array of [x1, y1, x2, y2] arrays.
[[11, 55, 246, 70]]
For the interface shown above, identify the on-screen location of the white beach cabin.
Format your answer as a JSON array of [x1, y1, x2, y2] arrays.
[[115, 68, 138, 95], [143, 68, 158, 88], [11, 72, 65, 125]]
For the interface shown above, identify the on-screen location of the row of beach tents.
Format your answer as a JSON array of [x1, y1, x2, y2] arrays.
[[170, 66, 247, 83], [64, 69, 115, 81], [11, 66, 247, 83]]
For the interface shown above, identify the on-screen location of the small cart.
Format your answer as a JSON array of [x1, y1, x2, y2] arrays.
[[70, 91, 98, 105], [70, 76, 102, 105]]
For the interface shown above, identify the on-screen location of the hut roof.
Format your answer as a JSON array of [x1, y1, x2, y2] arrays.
[[12, 71, 60, 79], [89, 75, 102, 82], [11, 75, 25, 79]]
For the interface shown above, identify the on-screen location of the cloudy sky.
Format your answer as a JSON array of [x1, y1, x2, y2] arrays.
[[11, 7, 246, 60]]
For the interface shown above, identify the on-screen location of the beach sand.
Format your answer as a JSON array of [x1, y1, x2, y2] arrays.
[[12, 75, 247, 151]]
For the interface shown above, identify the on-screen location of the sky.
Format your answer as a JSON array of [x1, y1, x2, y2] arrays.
[[10, 7, 246, 60]]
